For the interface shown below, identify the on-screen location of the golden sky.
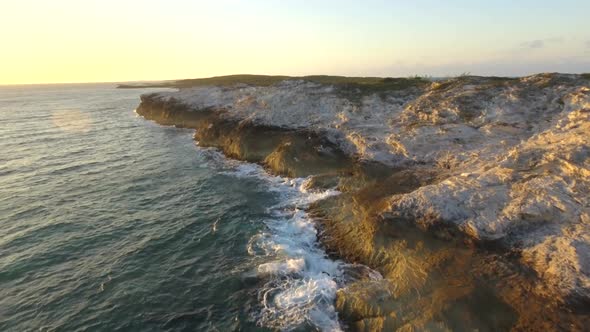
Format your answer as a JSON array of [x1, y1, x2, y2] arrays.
[[1, 0, 589, 84]]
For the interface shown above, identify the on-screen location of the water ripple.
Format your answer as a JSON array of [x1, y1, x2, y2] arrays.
[[0, 84, 347, 332]]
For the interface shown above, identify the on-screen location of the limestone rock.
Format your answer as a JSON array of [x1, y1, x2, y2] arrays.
[[139, 73, 590, 311]]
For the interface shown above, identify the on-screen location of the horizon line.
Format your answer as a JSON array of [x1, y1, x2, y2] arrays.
[[1, 71, 588, 86]]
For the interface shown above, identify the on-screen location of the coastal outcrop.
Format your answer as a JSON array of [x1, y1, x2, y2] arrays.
[[135, 73, 590, 330]]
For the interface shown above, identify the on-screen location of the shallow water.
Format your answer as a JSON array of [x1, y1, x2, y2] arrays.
[[0, 84, 350, 331]]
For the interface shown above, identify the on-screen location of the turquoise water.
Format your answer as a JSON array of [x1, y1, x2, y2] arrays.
[[0, 84, 347, 331]]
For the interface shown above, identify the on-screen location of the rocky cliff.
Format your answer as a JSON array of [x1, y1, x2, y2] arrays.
[[135, 73, 590, 330]]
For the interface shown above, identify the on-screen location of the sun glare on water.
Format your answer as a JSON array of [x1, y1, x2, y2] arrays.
[[51, 110, 92, 133]]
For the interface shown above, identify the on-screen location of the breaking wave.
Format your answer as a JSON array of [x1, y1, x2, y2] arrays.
[[206, 151, 345, 331]]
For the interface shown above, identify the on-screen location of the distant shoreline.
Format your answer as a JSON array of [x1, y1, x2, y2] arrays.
[[116, 73, 590, 90]]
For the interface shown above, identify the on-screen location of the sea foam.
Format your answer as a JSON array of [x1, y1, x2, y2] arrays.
[[204, 150, 345, 331]]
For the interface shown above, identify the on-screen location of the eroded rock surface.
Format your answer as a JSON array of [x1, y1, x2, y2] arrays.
[[385, 87, 590, 305], [136, 73, 590, 330]]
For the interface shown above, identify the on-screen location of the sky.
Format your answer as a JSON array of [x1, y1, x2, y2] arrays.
[[1, 0, 589, 84]]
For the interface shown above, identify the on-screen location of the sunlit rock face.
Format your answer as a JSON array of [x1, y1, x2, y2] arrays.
[[136, 73, 590, 329], [385, 83, 590, 304]]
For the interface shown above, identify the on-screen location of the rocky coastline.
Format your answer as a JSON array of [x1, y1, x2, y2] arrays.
[[134, 73, 590, 330]]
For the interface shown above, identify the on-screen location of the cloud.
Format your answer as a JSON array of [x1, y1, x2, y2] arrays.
[[524, 40, 545, 49], [521, 37, 564, 49]]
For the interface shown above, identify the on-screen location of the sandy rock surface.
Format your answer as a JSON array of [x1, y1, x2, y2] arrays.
[[143, 73, 590, 303]]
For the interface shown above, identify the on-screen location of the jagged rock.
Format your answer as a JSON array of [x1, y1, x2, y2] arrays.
[[136, 73, 590, 329]]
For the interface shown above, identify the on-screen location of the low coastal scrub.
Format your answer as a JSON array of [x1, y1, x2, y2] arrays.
[[118, 74, 430, 93]]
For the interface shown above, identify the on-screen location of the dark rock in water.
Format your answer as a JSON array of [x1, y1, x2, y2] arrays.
[[302, 173, 342, 191]]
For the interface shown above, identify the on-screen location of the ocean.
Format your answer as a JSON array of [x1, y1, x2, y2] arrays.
[[0, 84, 348, 331]]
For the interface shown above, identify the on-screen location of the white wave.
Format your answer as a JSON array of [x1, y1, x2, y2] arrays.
[[208, 151, 343, 331], [257, 258, 306, 276]]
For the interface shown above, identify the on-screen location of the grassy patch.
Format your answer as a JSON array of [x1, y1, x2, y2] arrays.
[[174, 74, 430, 94], [316, 76, 430, 102], [581, 73, 590, 80], [431, 75, 518, 92], [174, 74, 291, 88], [117, 75, 291, 89], [118, 74, 430, 97]]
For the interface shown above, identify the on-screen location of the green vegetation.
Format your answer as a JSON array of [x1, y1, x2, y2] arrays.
[[118, 74, 430, 94], [174, 74, 291, 87], [118, 73, 584, 93], [117, 75, 290, 89], [431, 75, 518, 92], [307, 75, 430, 102], [177, 74, 430, 90]]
